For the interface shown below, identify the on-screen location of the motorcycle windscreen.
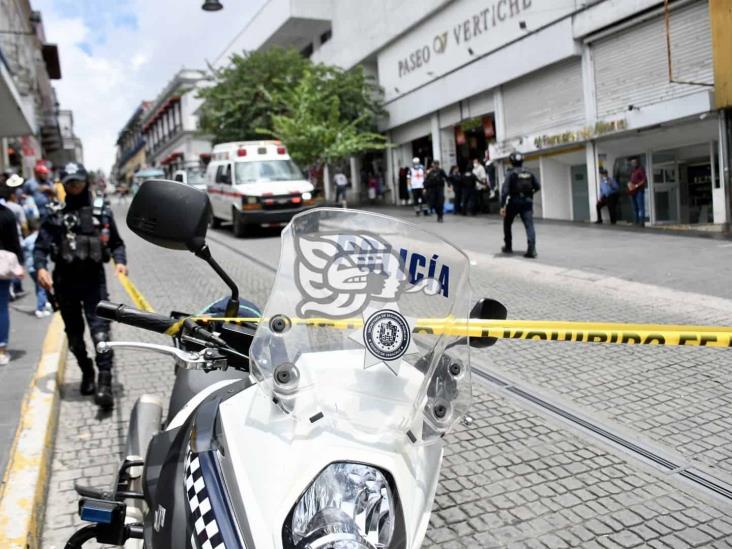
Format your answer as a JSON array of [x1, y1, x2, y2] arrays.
[[249, 208, 472, 443]]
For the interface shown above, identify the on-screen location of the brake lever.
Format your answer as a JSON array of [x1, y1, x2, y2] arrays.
[[96, 341, 219, 370]]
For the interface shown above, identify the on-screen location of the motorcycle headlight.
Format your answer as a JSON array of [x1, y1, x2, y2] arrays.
[[285, 463, 396, 549]]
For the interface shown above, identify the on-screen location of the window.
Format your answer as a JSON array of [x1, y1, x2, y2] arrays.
[[320, 29, 332, 45], [215, 165, 225, 184], [174, 173, 184, 183], [234, 160, 304, 184], [300, 43, 314, 58]]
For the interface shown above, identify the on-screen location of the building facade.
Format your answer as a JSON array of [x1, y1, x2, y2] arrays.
[[140, 69, 212, 179], [0, 0, 74, 176], [113, 101, 150, 185], [217, 0, 730, 227]]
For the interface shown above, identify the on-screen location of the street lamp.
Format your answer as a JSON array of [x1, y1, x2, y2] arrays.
[[201, 0, 223, 11]]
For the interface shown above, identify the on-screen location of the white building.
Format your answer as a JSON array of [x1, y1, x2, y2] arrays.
[[140, 69, 212, 178], [216, 0, 730, 227]]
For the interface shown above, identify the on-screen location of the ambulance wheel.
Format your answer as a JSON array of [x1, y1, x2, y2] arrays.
[[232, 208, 248, 238]]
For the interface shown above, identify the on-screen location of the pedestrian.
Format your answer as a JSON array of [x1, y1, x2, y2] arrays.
[[447, 165, 462, 214], [333, 168, 349, 208], [34, 162, 128, 409], [22, 219, 52, 318], [0, 174, 28, 237], [0, 201, 24, 366], [461, 165, 478, 216], [500, 152, 541, 258], [367, 173, 378, 203], [595, 167, 620, 224], [398, 166, 410, 205], [627, 157, 647, 226], [1, 174, 27, 299], [407, 157, 429, 216], [23, 163, 55, 220], [425, 160, 447, 223]]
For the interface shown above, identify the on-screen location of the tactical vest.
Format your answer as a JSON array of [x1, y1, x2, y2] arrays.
[[509, 169, 535, 199], [56, 200, 111, 264]]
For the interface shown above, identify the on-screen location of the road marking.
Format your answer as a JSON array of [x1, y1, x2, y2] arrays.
[[0, 314, 67, 548], [117, 271, 155, 312]]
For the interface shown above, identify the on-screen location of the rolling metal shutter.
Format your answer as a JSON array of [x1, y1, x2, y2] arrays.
[[503, 58, 585, 140], [592, 0, 713, 118]]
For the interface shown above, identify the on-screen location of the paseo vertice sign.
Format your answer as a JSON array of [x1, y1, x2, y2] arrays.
[[378, 0, 578, 102]]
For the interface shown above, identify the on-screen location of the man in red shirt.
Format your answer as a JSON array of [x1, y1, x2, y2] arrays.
[[627, 157, 647, 226]]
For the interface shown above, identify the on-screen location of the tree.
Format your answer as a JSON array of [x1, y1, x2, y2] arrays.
[[198, 47, 309, 143], [264, 65, 388, 167]]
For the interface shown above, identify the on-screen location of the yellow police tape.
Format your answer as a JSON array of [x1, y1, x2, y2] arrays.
[[113, 268, 732, 348], [183, 316, 732, 348], [116, 272, 155, 313]]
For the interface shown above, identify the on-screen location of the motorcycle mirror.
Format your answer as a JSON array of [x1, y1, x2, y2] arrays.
[[126, 179, 210, 253], [469, 298, 507, 348]]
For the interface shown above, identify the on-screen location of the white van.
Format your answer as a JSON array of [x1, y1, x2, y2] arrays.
[[205, 141, 317, 236], [173, 164, 207, 191]]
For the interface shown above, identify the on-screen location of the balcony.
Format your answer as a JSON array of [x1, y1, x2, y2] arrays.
[[214, 0, 332, 66]]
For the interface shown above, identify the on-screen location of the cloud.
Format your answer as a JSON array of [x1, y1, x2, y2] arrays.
[[32, 0, 266, 173]]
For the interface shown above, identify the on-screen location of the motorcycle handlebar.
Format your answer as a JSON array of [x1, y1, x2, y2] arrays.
[[96, 301, 176, 335]]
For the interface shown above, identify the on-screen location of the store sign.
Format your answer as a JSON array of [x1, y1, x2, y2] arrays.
[[491, 117, 628, 158], [533, 119, 628, 149], [378, 0, 577, 102]]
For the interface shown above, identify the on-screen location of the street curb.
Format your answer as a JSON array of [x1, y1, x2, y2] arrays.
[[0, 314, 67, 549]]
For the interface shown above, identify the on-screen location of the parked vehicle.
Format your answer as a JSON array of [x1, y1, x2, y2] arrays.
[[205, 141, 317, 236], [64, 179, 501, 548], [173, 165, 207, 191]]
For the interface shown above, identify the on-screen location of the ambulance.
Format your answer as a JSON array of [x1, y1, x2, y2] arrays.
[[205, 141, 317, 236]]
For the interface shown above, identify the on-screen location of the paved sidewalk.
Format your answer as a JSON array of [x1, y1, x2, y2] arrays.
[[0, 290, 54, 482], [366, 205, 732, 301]]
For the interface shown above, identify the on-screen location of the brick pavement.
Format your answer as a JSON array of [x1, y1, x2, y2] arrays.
[[40, 205, 732, 547]]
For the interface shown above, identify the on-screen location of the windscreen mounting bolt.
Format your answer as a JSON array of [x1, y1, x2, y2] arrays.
[[270, 314, 291, 334]]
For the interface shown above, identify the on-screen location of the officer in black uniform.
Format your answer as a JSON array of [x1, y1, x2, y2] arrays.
[[34, 163, 127, 409], [500, 152, 541, 258]]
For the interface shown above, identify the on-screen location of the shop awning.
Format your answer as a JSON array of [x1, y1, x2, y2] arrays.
[[160, 151, 183, 165]]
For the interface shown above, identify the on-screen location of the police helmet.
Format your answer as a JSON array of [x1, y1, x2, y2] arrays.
[[60, 162, 88, 184], [508, 152, 524, 167], [412, 157, 420, 165]]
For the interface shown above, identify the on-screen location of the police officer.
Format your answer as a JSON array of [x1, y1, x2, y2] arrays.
[[500, 152, 541, 258], [34, 163, 127, 409]]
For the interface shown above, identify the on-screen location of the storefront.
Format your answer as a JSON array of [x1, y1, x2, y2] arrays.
[[596, 117, 723, 226]]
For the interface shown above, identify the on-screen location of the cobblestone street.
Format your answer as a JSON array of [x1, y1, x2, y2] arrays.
[[40, 206, 732, 548]]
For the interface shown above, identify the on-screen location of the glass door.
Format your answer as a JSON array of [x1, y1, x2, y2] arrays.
[[651, 153, 680, 224]]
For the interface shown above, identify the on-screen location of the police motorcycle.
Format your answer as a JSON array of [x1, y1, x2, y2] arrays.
[[64, 179, 505, 549]]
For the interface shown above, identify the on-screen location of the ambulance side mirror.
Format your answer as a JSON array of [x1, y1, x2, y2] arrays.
[[127, 179, 210, 253]]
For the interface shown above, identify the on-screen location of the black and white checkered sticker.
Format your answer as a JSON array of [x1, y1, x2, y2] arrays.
[[185, 445, 226, 549]]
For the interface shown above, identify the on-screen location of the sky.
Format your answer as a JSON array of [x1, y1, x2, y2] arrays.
[[32, 0, 266, 173]]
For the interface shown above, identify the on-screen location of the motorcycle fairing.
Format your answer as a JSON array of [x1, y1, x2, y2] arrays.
[[217, 383, 444, 549], [145, 380, 255, 549]]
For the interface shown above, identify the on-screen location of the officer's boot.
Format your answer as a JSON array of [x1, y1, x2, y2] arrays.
[[524, 246, 537, 259], [95, 371, 114, 409], [79, 358, 96, 395]]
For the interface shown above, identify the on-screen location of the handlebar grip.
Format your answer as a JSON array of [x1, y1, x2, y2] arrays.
[[96, 301, 177, 334]]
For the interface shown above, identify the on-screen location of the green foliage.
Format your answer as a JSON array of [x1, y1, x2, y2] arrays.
[[198, 48, 309, 143], [264, 65, 387, 166], [199, 47, 388, 164]]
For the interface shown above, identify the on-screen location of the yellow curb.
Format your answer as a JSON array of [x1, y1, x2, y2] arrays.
[[0, 314, 67, 549]]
